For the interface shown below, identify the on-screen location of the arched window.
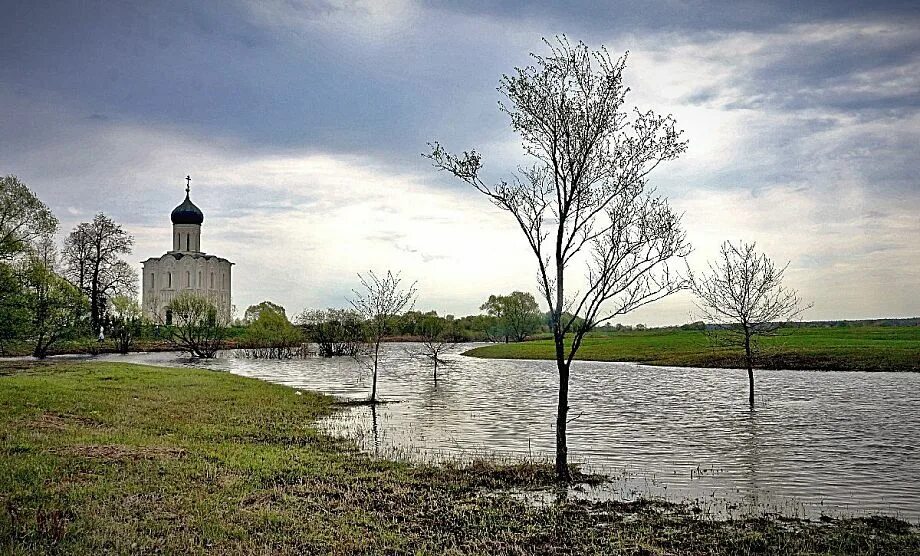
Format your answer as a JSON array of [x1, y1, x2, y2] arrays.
[[168, 272, 172, 288], [221, 273, 225, 289], [186, 271, 190, 287], [186, 235, 190, 251], [210, 272, 214, 289], [198, 271, 202, 288], [150, 274, 155, 289]]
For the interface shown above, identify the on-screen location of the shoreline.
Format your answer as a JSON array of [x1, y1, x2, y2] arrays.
[[2, 359, 918, 553]]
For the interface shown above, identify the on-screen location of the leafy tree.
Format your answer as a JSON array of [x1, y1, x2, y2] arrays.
[[0, 175, 58, 261], [297, 308, 364, 357], [0, 262, 30, 354], [349, 271, 417, 403], [243, 300, 287, 324], [164, 292, 226, 358], [243, 303, 303, 359], [20, 254, 88, 358], [428, 37, 690, 480], [692, 240, 810, 406], [480, 291, 543, 342], [109, 295, 143, 354], [61, 213, 137, 332]]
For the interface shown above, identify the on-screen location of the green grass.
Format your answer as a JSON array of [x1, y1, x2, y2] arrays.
[[2, 361, 918, 554], [465, 326, 920, 372]]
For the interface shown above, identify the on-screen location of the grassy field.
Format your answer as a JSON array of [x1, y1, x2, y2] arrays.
[[464, 326, 920, 372], [2, 361, 918, 554]]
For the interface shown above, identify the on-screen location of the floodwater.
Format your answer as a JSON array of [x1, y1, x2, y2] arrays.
[[93, 345, 919, 521]]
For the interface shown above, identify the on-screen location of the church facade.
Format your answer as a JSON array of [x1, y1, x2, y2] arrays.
[[142, 179, 233, 324]]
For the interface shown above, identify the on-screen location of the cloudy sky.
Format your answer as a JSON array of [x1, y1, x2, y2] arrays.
[[2, 1, 918, 325]]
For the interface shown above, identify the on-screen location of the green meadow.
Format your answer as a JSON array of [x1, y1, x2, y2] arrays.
[[464, 326, 920, 372], [2, 360, 917, 554]]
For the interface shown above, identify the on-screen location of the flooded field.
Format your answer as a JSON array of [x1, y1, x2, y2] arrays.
[[95, 346, 920, 521]]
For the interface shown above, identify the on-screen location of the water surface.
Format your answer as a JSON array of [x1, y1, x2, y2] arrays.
[[94, 346, 920, 521]]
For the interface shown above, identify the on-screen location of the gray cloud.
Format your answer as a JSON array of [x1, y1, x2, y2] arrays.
[[2, 1, 918, 322]]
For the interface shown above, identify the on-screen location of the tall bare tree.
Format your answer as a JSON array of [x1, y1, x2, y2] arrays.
[[349, 270, 417, 403], [62, 213, 137, 332], [692, 240, 810, 407], [0, 175, 58, 261], [428, 37, 690, 480]]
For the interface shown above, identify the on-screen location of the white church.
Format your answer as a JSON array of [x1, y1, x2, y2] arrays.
[[142, 177, 233, 324]]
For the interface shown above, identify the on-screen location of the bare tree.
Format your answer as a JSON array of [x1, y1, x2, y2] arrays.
[[414, 314, 457, 382], [0, 175, 59, 261], [427, 37, 690, 480], [692, 240, 810, 407], [349, 271, 417, 403], [62, 213, 137, 332]]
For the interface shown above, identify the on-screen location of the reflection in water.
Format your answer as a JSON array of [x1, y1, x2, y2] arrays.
[[93, 346, 920, 521]]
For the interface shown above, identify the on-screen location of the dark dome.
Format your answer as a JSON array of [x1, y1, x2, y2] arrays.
[[170, 193, 204, 225]]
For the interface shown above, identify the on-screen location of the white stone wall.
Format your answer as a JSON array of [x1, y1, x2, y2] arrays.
[[172, 223, 202, 253], [142, 214, 233, 323]]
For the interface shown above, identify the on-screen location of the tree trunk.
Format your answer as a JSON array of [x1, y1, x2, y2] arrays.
[[370, 341, 380, 402], [554, 330, 570, 481], [744, 334, 754, 407], [555, 358, 570, 481]]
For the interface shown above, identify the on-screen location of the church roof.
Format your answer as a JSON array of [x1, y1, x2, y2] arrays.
[[171, 192, 204, 225]]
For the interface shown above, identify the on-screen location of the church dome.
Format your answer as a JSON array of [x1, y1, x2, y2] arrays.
[[171, 192, 204, 225]]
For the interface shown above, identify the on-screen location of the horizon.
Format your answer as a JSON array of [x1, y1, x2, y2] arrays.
[[2, 1, 918, 325]]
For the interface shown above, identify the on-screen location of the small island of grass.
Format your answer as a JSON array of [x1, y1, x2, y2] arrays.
[[463, 326, 920, 373]]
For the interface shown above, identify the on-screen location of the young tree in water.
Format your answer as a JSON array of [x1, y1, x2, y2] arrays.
[[692, 240, 809, 407], [164, 292, 226, 358], [62, 213, 137, 332], [416, 313, 457, 382], [428, 37, 690, 480], [349, 271, 417, 403]]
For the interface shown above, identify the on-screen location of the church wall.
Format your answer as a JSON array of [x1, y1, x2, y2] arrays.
[[142, 255, 233, 324]]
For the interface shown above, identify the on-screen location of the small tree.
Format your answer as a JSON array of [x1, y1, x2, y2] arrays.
[[480, 291, 543, 342], [20, 254, 88, 358], [243, 304, 303, 359], [428, 37, 690, 480], [0, 175, 59, 261], [164, 292, 226, 358], [349, 271, 417, 403], [297, 308, 364, 357], [692, 240, 810, 406], [109, 295, 143, 354], [243, 300, 287, 324], [415, 314, 457, 381]]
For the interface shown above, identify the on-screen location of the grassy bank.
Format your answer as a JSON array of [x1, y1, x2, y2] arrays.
[[464, 326, 920, 372], [1, 361, 917, 554]]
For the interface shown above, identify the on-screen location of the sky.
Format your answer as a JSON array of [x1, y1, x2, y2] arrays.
[[1, 0, 918, 325]]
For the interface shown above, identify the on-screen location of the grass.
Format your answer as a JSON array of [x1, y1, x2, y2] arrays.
[[1, 360, 918, 554], [464, 326, 920, 372]]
